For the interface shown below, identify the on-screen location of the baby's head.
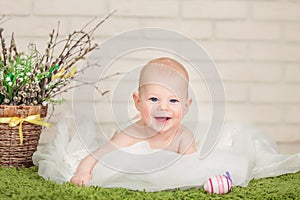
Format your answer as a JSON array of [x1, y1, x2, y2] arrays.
[[138, 57, 190, 99], [133, 57, 192, 132], [143, 57, 189, 81]]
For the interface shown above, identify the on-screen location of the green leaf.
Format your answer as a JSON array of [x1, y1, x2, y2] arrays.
[[47, 65, 59, 78]]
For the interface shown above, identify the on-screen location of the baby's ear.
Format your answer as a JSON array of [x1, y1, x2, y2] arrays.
[[183, 98, 192, 115], [133, 92, 141, 111]]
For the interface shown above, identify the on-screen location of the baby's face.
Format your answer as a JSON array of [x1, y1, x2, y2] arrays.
[[134, 84, 190, 134]]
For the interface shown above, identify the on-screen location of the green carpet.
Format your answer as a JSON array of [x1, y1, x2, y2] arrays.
[[0, 167, 299, 200]]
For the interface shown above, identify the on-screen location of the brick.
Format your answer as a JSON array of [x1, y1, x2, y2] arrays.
[[33, 0, 106, 16], [277, 142, 300, 154], [250, 105, 283, 123], [190, 81, 211, 102], [109, 0, 179, 17], [195, 103, 213, 121], [217, 62, 283, 82], [113, 47, 184, 61], [181, 20, 213, 39], [179, 103, 213, 123], [182, 1, 247, 19], [285, 106, 300, 123], [75, 58, 158, 104], [1, 16, 69, 37], [68, 81, 117, 102], [250, 43, 300, 61], [181, 60, 209, 81], [285, 64, 300, 82], [284, 23, 300, 41], [201, 41, 248, 61], [252, 2, 300, 20], [225, 104, 282, 123], [0, 0, 31, 15], [89, 58, 143, 82], [140, 19, 212, 39], [58, 77, 114, 102], [95, 101, 135, 123], [109, 81, 139, 102], [250, 84, 300, 103], [224, 84, 248, 102], [260, 125, 300, 143], [85, 36, 139, 60], [69, 17, 140, 37], [164, 41, 212, 61], [216, 22, 281, 40], [69, 101, 113, 122]]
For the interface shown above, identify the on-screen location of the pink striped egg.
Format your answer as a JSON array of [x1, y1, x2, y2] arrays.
[[204, 171, 232, 194]]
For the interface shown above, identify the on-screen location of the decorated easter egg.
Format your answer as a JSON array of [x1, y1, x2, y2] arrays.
[[204, 171, 232, 194]]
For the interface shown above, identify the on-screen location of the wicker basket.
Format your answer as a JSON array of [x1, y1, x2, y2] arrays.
[[0, 105, 48, 167]]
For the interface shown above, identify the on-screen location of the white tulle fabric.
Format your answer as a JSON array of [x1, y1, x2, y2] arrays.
[[33, 119, 300, 192]]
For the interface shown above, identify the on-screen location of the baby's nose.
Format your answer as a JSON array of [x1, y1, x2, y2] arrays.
[[158, 102, 169, 111]]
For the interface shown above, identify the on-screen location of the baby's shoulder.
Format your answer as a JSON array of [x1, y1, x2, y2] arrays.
[[179, 125, 193, 135], [110, 130, 138, 146], [176, 126, 195, 141]]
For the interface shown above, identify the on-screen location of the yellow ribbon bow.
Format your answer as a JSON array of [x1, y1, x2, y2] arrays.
[[0, 114, 52, 144], [52, 66, 77, 80]]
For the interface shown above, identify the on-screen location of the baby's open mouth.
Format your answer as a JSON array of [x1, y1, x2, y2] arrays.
[[154, 117, 171, 123]]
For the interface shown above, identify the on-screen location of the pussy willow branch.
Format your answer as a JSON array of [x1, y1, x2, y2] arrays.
[[0, 28, 7, 66], [40, 11, 115, 100], [0, 15, 15, 68], [64, 44, 97, 70], [53, 28, 94, 68], [48, 72, 123, 98], [0, 15, 11, 26], [49, 10, 116, 73], [45, 29, 55, 65], [87, 10, 117, 36], [8, 33, 18, 59], [47, 31, 94, 85], [55, 31, 93, 69], [74, 61, 101, 74], [49, 21, 60, 65], [48, 79, 109, 98], [0, 15, 4, 23], [1, 11, 117, 106]]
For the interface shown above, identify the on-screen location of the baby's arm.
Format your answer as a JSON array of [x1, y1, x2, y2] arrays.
[[70, 132, 134, 185], [178, 128, 197, 155]]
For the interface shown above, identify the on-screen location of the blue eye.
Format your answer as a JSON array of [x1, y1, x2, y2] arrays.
[[149, 97, 159, 102], [170, 99, 179, 103]]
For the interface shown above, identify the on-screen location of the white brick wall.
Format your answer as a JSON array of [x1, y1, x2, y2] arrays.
[[216, 22, 281, 40], [252, 2, 300, 20], [182, 1, 248, 19], [284, 23, 300, 41], [109, 0, 179, 17], [32, 0, 107, 16], [0, 0, 299, 153], [0, 0, 32, 15]]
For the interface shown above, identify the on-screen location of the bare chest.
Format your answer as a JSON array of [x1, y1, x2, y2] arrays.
[[146, 136, 182, 153]]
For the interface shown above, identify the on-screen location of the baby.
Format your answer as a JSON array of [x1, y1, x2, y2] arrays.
[[71, 57, 197, 185]]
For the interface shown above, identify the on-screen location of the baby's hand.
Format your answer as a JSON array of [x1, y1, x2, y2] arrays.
[[70, 171, 92, 186]]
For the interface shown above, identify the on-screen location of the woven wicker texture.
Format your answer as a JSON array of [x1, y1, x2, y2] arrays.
[[0, 105, 47, 167]]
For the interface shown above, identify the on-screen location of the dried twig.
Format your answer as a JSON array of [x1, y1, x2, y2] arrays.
[[0, 15, 11, 25], [0, 11, 116, 106]]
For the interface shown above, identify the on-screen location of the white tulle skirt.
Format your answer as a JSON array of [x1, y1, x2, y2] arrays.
[[33, 119, 300, 192]]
